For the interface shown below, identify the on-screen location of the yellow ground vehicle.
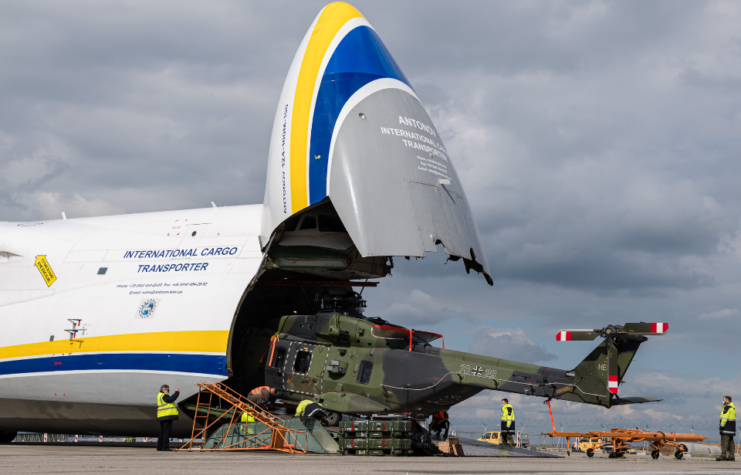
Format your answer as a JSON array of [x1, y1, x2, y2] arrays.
[[577, 437, 613, 456], [478, 431, 529, 448]]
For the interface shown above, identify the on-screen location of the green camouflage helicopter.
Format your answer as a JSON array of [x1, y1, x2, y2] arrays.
[[221, 291, 667, 425]]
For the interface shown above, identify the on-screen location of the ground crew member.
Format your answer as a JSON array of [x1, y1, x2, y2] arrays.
[[241, 408, 256, 436], [248, 386, 276, 410], [295, 399, 327, 423], [719, 395, 736, 461], [430, 410, 450, 440], [156, 385, 179, 451], [501, 398, 516, 447]]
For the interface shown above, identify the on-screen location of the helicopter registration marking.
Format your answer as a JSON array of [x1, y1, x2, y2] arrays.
[[459, 364, 496, 380]]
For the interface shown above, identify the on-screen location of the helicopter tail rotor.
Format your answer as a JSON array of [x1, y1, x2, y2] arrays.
[[554, 322, 669, 402]]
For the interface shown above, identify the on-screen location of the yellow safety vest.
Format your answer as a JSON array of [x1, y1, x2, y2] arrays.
[[240, 412, 256, 423], [241, 411, 256, 435], [157, 392, 178, 419], [501, 404, 515, 427], [721, 402, 736, 435], [295, 399, 321, 416]]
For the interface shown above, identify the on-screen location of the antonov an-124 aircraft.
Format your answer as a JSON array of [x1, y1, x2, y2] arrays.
[[0, 2, 492, 439], [0, 3, 663, 441]]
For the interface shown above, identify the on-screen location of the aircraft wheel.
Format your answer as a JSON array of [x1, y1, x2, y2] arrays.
[[651, 450, 660, 459], [325, 410, 341, 427], [674, 449, 683, 460], [0, 431, 16, 444], [586, 448, 594, 458]]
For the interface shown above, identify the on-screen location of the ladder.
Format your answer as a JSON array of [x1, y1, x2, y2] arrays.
[[177, 381, 308, 453]]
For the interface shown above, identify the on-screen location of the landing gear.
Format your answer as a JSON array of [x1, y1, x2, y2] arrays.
[[325, 410, 341, 427], [651, 450, 660, 459], [586, 448, 595, 458], [0, 431, 17, 444]]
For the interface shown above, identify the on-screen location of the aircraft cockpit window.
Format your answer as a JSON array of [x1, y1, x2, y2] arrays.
[[318, 215, 346, 233], [299, 216, 317, 230], [293, 350, 312, 373], [283, 216, 300, 232], [357, 360, 373, 384], [271, 348, 287, 369]]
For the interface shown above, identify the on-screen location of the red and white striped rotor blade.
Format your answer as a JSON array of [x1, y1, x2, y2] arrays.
[[555, 330, 598, 341], [623, 322, 669, 335]]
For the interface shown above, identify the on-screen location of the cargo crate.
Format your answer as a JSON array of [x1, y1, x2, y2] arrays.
[[340, 438, 412, 450], [341, 448, 414, 456]]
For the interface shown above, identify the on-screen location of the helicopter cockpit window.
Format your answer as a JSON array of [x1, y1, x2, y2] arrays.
[[293, 350, 312, 373], [318, 215, 346, 233], [371, 325, 409, 340], [299, 216, 316, 230], [357, 360, 373, 384]]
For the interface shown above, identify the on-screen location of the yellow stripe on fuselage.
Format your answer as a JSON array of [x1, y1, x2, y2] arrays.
[[0, 331, 229, 360], [289, 2, 364, 213]]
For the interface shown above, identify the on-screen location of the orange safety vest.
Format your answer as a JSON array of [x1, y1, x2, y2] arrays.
[[250, 386, 271, 402], [433, 411, 448, 421]]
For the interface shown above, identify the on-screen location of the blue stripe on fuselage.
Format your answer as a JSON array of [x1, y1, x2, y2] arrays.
[[308, 26, 412, 205], [0, 353, 226, 377]]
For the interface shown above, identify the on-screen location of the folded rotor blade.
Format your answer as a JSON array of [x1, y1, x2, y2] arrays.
[[622, 322, 669, 335], [607, 341, 619, 395], [555, 330, 598, 341]]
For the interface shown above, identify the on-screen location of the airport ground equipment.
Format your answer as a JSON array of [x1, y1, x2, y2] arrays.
[[542, 428, 707, 459], [177, 382, 309, 454], [205, 417, 339, 453], [478, 431, 530, 448]]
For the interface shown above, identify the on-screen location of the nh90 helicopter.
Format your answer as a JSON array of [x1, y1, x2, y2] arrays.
[[220, 290, 666, 425]]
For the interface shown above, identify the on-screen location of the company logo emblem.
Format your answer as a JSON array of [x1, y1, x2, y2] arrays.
[[136, 298, 159, 319]]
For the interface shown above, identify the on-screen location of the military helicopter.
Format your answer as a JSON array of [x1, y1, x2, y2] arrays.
[[208, 289, 667, 425]]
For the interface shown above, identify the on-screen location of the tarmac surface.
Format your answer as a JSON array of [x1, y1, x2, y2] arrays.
[[1, 445, 741, 474]]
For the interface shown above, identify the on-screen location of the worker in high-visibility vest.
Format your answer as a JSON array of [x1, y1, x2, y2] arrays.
[[241, 408, 256, 436], [719, 395, 737, 461], [156, 384, 179, 451], [501, 398, 516, 447], [295, 399, 327, 423], [247, 386, 276, 410], [430, 411, 450, 440]]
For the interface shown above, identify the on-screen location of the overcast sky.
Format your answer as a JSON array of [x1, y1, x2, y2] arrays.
[[1, 1, 740, 427]]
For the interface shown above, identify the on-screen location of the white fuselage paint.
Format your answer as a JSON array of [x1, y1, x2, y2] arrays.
[[0, 205, 263, 434]]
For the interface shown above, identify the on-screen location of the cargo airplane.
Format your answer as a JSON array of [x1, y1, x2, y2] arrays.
[[0, 3, 664, 441]]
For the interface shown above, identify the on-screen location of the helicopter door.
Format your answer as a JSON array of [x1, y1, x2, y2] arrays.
[[264, 340, 290, 391], [284, 341, 319, 398]]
